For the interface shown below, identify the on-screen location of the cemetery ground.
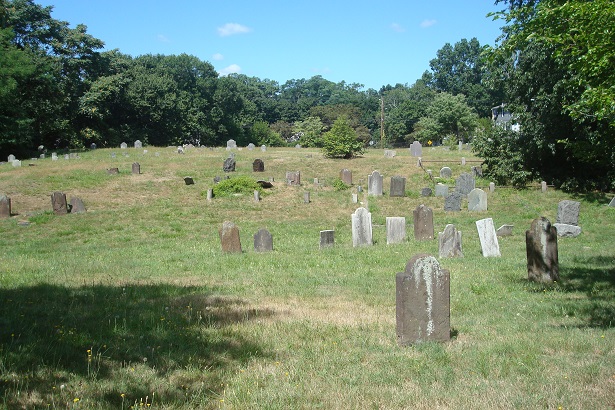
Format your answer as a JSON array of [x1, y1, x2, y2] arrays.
[[1, 146, 614, 409]]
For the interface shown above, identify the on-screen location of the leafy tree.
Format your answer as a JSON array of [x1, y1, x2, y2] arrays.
[[322, 116, 364, 159], [293, 116, 324, 147], [411, 92, 478, 144], [249, 121, 285, 147]]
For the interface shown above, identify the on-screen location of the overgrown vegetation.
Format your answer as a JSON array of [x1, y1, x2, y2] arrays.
[[211, 175, 262, 197]]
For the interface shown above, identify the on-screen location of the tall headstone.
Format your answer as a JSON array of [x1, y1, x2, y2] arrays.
[[51, 191, 68, 215], [439, 167, 452, 179], [223, 157, 236, 172], [410, 141, 423, 157], [253, 159, 265, 172], [351, 207, 373, 247], [438, 224, 463, 258], [286, 171, 301, 185], [496, 224, 514, 237], [413, 204, 434, 240], [52, 153, 58, 161], [303, 192, 310, 203], [386, 217, 406, 244], [219, 221, 242, 253], [541, 181, 548, 192], [0, 195, 11, 218], [367, 171, 383, 196], [253, 228, 273, 252], [134, 140, 142, 149], [396, 254, 450, 345], [467, 188, 487, 211], [458, 140, 463, 151], [389, 176, 406, 197], [320, 230, 335, 249], [340, 169, 352, 185], [120, 142, 127, 149], [444, 191, 462, 212], [455, 172, 475, 196], [475, 218, 501, 257], [254, 190, 260, 202], [261, 145, 267, 152], [435, 183, 449, 198], [556, 200, 580, 225], [69, 197, 86, 213], [526, 217, 559, 283], [132, 162, 140, 175], [489, 182, 495, 193]]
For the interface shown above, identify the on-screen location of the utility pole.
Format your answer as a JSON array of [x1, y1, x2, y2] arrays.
[[380, 97, 385, 148]]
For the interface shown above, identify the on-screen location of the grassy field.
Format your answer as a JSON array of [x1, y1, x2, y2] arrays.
[[1, 146, 614, 409]]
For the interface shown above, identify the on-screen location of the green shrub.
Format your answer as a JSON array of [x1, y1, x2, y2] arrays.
[[332, 178, 350, 191], [211, 176, 262, 197]]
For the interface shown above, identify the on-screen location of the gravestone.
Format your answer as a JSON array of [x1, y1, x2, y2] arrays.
[[458, 140, 463, 151], [261, 145, 267, 152], [219, 221, 242, 253], [52, 153, 58, 161], [384, 150, 396, 158], [107, 168, 119, 175], [120, 142, 127, 149], [90, 143, 97, 150], [496, 224, 514, 237], [286, 171, 301, 185], [409, 141, 422, 157], [444, 191, 462, 212], [254, 190, 260, 202], [526, 217, 559, 283], [177, 146, 185, 154], [489, 182, 495, 193], [421, 187, 432, 197], [439, 167, 452, 179], [7, 154, 15, 162], [413, 204, 434, 240], [303, 192, 310, 203], [184, 177, 195, 185], [0, 195, 11, 218], [455, 172, 475, 196], [553, 224, 582, 237], [461, 157, 466, 166], [223, 157, 236, 172], [69, 197, 86, 213], [134, 140, 142, 149], [320, 230, 335, 249], [12, 160, 21, 167], [226, 139, 237, 150], [253, 159, 265, 172], [389, 176, 406, 197], [253, 228, 273, 252], [609, 197, 615, 207], [340, 169, 352, 185], [40, 154, 45, 159], [467, 188, 487, 212], [247, 143, 255, 151], [435, 183, 449, 198], [556, 200, 580, 225], [367, 171, 383, 196], [396, 254, 450, 345], [132, 162, 140, 175], [438, 224, 463, 258], [475, 218, 501, 257], [386, 217, 406, 244], [541, 181, 548, 192], [51, 191, 68, 215], [64, 154, 70, 160], [351, 207, 373, 247]]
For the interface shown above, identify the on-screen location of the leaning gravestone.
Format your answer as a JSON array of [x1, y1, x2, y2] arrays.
[[69, 197, 86, 213], [367, 171, 383, 196], [253, 228, 273, 252], [120, 142, 127, 149], [52, 153, 58, 161], [134, 140, 142, 149], [526, 217, 559, 283], [444, 191, 462, 212], [340, 169, 352, 185], [223, 157, 236, 172], [389, 176, 406, 197], [253, 159, 265, 172], [476, 218, 501, 257], [351, 207, 373, 247], [413, 204, 434, 240], [132, 162, 140, 175], [219, 221, 242, 253], [0, 194, 11, 218], [286, 171, 301, 185], [455, 172, 475, 196], [320, 230, 335, 249], [438, 224, 463, 258], [396, 254, 450, 345], [467, 188, 487, 212], [51, 192, 68, 215], [386, 217, 406, 244], [439, 167, 452, 179], [409, 141, 422, 157], [435, 183, 449, 198], [90, 143, 97, 150]]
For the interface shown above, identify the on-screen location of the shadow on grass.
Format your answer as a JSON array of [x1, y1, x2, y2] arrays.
[[0, 284, 274, 408]]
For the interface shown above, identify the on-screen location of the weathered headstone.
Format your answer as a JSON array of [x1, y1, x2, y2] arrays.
[[247, 143, 255, 151], [261, 145, 267, 152], [471, 166, 483, 178], [438, 224, 463, 258], [458, 140, 463, 151], [396, 254, 450, 345], [421, 187, 432, 197], [52, 153, 58, 161], [51, 191, 68, 215], [444, 191, 462, 212], [475, 218, 501, 257], [320, 230, 335, 249], [609, 197, 615, 207], [69, 197, 86, 213], [351, 207, 373, 247], [413, 204, 434, 240], [461, 157, 466, 166], [206, 188, 213, 200], [526, 217, 559, 283], [409, 141, 422, 157], [226, 139, 237, 150], [439, 167, 452, 179], [556, 200, 581, 226], [352, 193, 358, 203], [286, 171, 301, 185], [107, 168, 119, 175], [468, 188, 487, 211], [384, 149, 396, 158], [12, 160, 21, 167], [367, 171, 383, 196], [7, 154, 15, 162], [389, 176, 406, 197], [254, 190, 260, 202], [253, 228, 273, 252], [303, 192, 310, 203], [386, 217, 406, 244], [134, 140, 142, 149], [541, 181, 548, 192], [64, 154, 70, 160], [340, 169, 352, 185], [184, 177, 195, 185], [253, 159, 265, 172], [0, 195, 11, 218], [435, 183, 449, 198], [496, 224, 514, 237], [120, 142, 127, 149], [90, 143, 97, 150], [489, 182, 495, 193], [223, 157, 236, 172], [219, 221, 242, 253], [455, 172, 475, 196], [132, 162, 140, 175], [177, 146, 185, 154], [553, 224, 582, 237]]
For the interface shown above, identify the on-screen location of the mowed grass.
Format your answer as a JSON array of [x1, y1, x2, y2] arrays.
[[0, 146, 614, 409]]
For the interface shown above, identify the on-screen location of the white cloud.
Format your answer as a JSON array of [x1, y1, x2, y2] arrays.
[[157, 34, 170, 43], [390, 23, 405, 33], [218, 64, 241, 76], [212, 53, 224, 61], [420, 19, 437, 28], [217, 23, 251, 37]]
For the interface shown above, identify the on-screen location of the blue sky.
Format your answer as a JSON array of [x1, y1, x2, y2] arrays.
[[37, 0, 506, 90]]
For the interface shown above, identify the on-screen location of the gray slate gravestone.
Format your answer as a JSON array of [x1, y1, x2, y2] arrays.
[[389, 176, 406, 197], [286, 171, 301, 185], [553, 224, 582, 237], [496, 224, 514, 237], [340, 169, 352, 185], [609, 197, 615, 207], [107, 168, 119, 175], [439, 167, 452, 179], [476, 218, 501, 257], [468, 188, 487, 212], [421, 187, 432, 197], [413, 204, 434, 240], [396, 254, 450, 345], [51, 192, 68, 215], [134, 140, 142, 148], [132, 162, 140, 175], [438, 224, 463, 258], [184, 177, 195, 185], [367, 171, 383, 196], [455, 172, 475, 196], [444, 191, 462, 212], [409, 141, 423, 157], [0, 194, 11, 218], [303, 192, 310, 203], [435, 183, 449, 198], [384, 150, 396, 158], [261, 145, 267, 152], [223, 157, 236, 172], [90, 143, 97, 149], [541, 181, 548, 192], [386, 217, 406, 244], [320, 230, 335, 249], [526, 217, 559, 283], [219, 221, 242, 253], [69, 197, 86, 213], [556, 200, 581, 225], [351, 207, 373, 247], [253, 159, 265, 172], [12, 160, 21, 167], [254, 228, 273, 252]]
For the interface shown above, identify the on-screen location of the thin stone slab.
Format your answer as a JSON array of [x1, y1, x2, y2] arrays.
[[389, 176, 406, 197], [286, 171, 301, 185], [541, 181, 548, 192], [475, 218, 501, 257], [526, 217, 559, 283], [396, 254, 450, 345], [386, 217, 406, 244], [120, 142, 127, 149], [51, 191, 68, 215], [352, 193, 358, 203], [351, 207, 373, 247], [219, 221, 242, 253], [435, 183, 449, 198], [609, 197, 615, 207], [134, 140, 142, 148], [0, 195, 11, 218], [468, 188, 487, 212], [367, 171, 383, 196], [496, 224, 514, 237], [132, 162, 140, 175], [553, 223, 582, 237], [320, 230, 335, 249], [223, 157, 236, 172], [557, 200, 580, 226], [409, 141, 423, 157], [439, 167, 452, 179], [340, 169, 352, 185], [253, 159, 265, 172], [247, 143, 255, 151], [184, 177, 195, 185], [226, 139, 237, 150], [69, 197, 86, 213], [421, 187, 432, 197], [438, 224, 463, 258], [107, 168, 119, 175], [455, 172, 475, 196], [254, 228, 273, 252], [413, 204, 434, 240], [489, 182, 495, 193], [444, 191, 462, 212]]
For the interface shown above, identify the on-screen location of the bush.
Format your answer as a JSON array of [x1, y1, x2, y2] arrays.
[[332, 178, 350, 191], [211, 176, 262, 197], [321, 116, 364, 159]]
